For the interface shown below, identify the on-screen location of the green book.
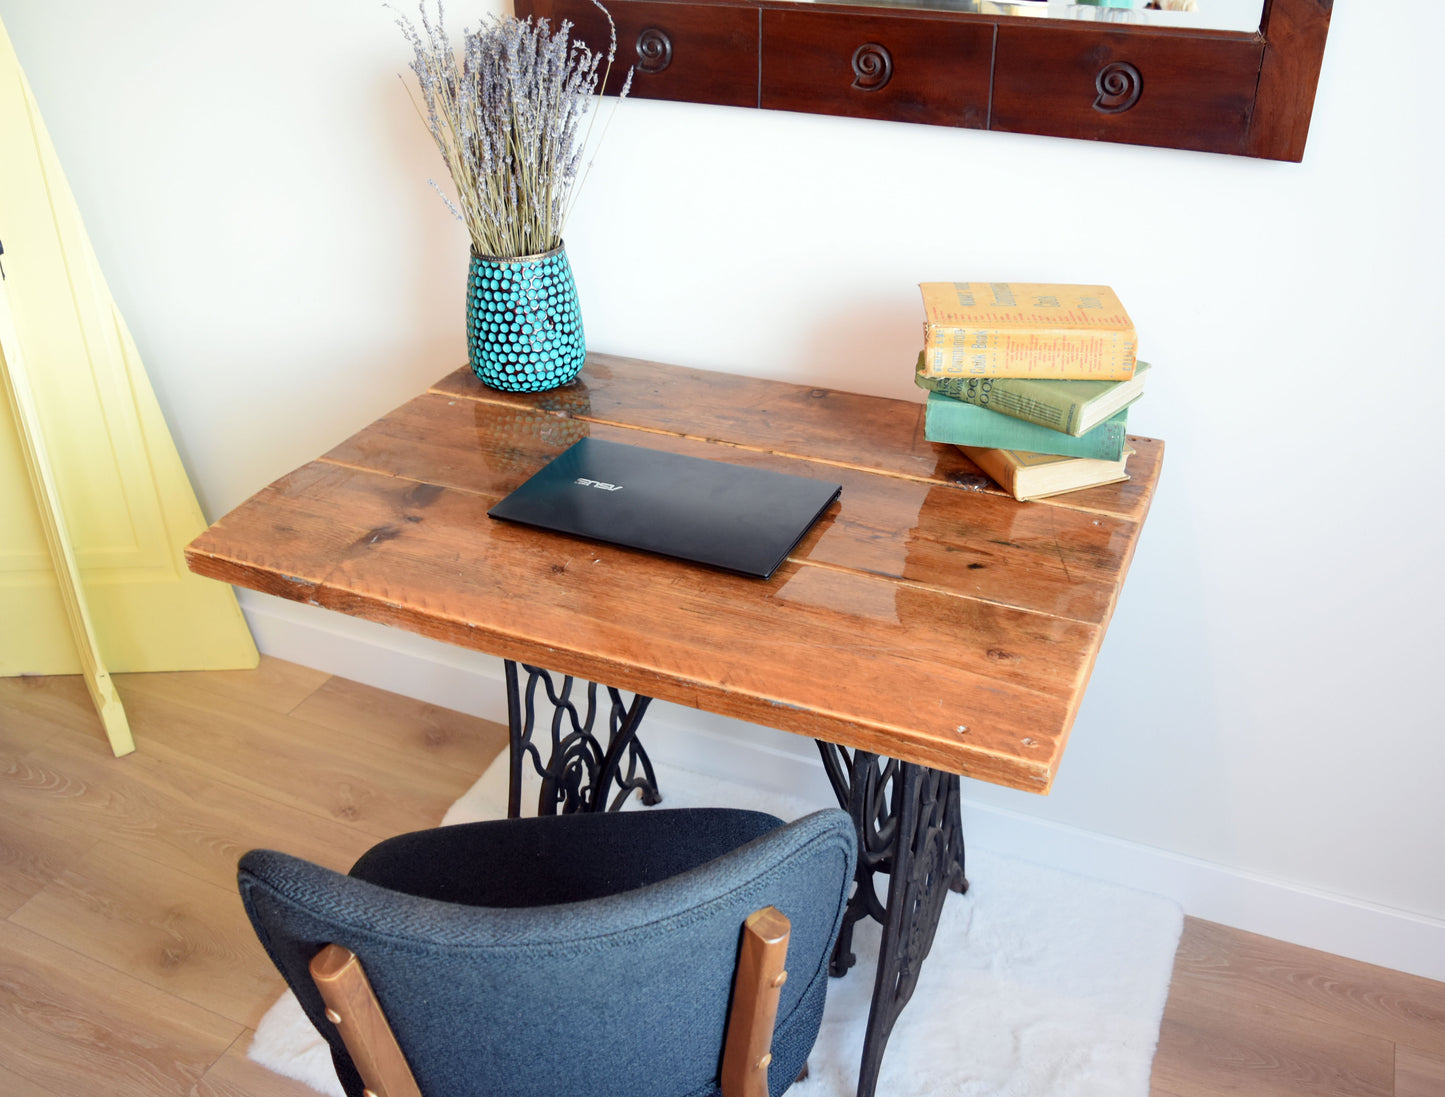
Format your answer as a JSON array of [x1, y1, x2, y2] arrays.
[[915, 354, 1150, 437], [924, 392, 1129, 459]]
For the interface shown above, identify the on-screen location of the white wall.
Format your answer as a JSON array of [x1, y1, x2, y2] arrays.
[[5, 1, 1443, 977]]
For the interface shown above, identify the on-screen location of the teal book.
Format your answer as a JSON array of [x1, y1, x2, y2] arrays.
[[914, 355, 1150, 437], [924, 393, 1129, 459]]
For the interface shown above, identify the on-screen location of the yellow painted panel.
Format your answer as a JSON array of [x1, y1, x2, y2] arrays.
[[2, 234, 133, 752], [0, 581, 80, 676], [0, 17, 257, 683], [0, 376, 50, 566]]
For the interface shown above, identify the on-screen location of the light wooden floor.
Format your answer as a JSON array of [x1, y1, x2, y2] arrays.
[[1, 658, 1441, 1097]]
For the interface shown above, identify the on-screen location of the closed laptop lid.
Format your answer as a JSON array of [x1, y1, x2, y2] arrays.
[[487, 437, 842, 579]]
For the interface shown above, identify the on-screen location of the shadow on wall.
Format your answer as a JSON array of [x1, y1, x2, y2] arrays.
[[795, 298, 926, 404]]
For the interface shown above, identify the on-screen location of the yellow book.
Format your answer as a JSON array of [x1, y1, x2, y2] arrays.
[[920, 282, 1137, 380], [959, 445, 1134, 502]]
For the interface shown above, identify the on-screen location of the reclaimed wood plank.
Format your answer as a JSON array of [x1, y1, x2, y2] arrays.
[[322, 394, 1146, 625], [192, 461, 1097, 791], [427, 354, 1164, 522], [188, 356, 1164, 792], [188, 461, 383, 604]]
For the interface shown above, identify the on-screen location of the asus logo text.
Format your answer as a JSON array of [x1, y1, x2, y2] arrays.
[[574, 477, 623, 491]]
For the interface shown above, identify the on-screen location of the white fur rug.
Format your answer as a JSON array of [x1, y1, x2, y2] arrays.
[[250, 760, 1183, 1097]]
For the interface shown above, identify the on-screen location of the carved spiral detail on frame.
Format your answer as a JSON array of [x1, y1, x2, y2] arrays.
[[636, 27, 673, 74], [851, 43, 893, 92], [1093, 61, 1143, 113]]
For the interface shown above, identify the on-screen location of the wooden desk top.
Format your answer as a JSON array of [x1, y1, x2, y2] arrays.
[[186, 354, 1163, 794]]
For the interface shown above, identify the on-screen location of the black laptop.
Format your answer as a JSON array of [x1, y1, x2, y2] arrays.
[[488, 437, 842, 579]]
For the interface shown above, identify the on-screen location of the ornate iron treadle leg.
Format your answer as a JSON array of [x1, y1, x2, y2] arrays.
[[503, 660, 662, 816], [816, 742, 968, 1097]]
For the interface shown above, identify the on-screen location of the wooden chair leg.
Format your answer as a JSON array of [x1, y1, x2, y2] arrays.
[[721, 906, 792, 1097], [309, 944, 424, 1097]]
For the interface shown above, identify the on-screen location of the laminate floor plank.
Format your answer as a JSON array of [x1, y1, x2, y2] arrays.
[[0, 1062, 69, 1097], [287, 674, 507, 776], [1152, 991, 1395, 1097], [1395, 1044, 1445, 1097], [1, 740, 374, 891], [117, 655, 332, 717], [0, 673, 116, 757], [114, 681, 479, 841], [1169, 918, 1445, 1053], [0, 921, 240, 1097], [9, 841, 292, 1029], [193, 1033, 329, 1097], [6, 667, 472, 841], [0, 808, 97, 917], [0, 665, 485, 1097]]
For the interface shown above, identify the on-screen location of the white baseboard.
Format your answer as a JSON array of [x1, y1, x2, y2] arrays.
[[239, 592, 1445, 984]]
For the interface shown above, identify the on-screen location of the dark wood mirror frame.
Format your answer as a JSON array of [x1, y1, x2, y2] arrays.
[[517, 0, 1331, 161]]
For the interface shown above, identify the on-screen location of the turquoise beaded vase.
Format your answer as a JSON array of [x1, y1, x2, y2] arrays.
[[465, 244, 585, 392]]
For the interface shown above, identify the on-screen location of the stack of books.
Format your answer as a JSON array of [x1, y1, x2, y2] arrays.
[[916, 281, 1149, 501]]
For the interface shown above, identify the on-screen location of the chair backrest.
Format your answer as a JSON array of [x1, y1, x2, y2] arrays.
[[239, 808, 856, 1097]]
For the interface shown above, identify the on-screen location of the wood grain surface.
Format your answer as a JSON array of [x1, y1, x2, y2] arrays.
[[991, 23, 1264, 155], [309, 946, 424, 1097], [187, 355, 1164, 793], [721, 906, 792, 1097], [759, 9, 994, 128], [535, 0, 761, 107], [0, 662, 504, 1097], [519, 0, 1332, 161], [1247, 0, 1335, 162]]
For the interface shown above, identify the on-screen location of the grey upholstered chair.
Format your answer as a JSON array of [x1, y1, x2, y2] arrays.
[[238, 806, 857, 1097]]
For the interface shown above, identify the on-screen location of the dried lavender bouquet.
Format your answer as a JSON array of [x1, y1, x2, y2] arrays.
[[395, 1, 631, 259]]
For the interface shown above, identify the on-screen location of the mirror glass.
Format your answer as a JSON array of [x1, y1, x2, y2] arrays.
[[783, 0, 1265, 33]]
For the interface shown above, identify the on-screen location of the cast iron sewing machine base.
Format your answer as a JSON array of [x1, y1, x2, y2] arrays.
[[503, 660, 662, 816], [502, 660, 968, 1097], [816, 742, 969, 1097]]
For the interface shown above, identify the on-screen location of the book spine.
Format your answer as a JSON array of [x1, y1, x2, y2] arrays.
[[957, 447, 1024, 500], [921, 326, 1135, 381], [915, 374, 1084, 435], [924, 397, 1127, 460]]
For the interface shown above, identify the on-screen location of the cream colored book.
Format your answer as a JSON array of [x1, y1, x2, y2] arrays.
[[959, 444, 1134, 502]]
